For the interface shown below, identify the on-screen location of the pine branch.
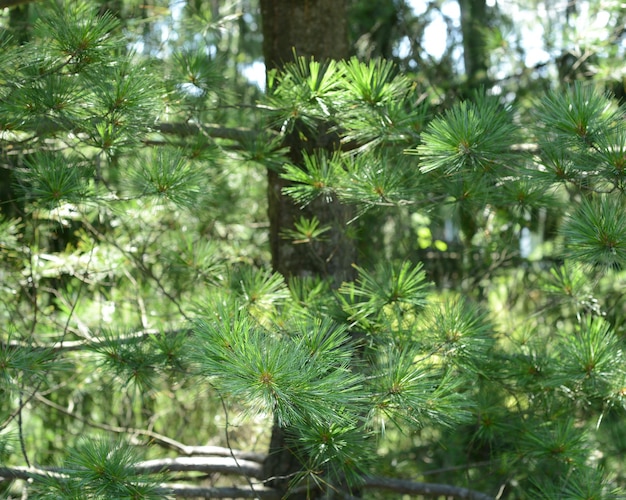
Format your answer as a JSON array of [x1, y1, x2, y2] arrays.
[[0, 118, 263, 152]]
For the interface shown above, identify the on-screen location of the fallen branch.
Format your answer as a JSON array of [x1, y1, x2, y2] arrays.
[[34, 393, 266, 462], [0, 465, 66, 481], [2, 328, 189, 353], [0, 464, 497, 499], [134, 456, 264, 479], [0, 457, 264, 483], [159, 484, 280, 499], [364, 476, 494, 500]]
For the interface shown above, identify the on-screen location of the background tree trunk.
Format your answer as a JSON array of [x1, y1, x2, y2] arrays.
[[259, 0, 356, 496], [261, 0, 356, 287], [459, 0, 488, 86]]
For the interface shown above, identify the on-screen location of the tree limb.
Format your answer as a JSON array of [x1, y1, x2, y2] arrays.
[[156, 122, 265, 144], [33, 393, 266, 462], [0, 466, 66, 481], [2, 327, 190, 352], [134, 456, 264, 478], [1, 119, 265, 153], [0, 464, 496, 499], [363, 476, 495, 500], [0, 457, 263, 482], [159, 484, 280, 499]]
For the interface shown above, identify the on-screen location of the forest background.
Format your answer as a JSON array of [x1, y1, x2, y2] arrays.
[[1, 0, 626, 498]]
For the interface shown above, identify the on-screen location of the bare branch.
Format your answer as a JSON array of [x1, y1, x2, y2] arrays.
[[1, 119, 265, 154], [1, 464, 496, 499], [0, 458, 263, 482], [181, 446, 265, 462], [34, 395, 266, 463], [156, 122, 264, 144], [159, 484, 280, 499], [363, 476, 494, 500], [134, 456, 264, 479], [2, 328, 189, 353], [0, 466, 66, 481]]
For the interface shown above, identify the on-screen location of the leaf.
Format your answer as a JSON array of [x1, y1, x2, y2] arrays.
[[191, 300, 363, 426]]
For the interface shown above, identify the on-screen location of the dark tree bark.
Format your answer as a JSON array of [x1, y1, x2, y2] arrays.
[[260, 0, 349, 68], [259, 0, 357, 497], [459, 0, 488, 86], [0, 0, 33, 8], [260, 0, 356, 288]]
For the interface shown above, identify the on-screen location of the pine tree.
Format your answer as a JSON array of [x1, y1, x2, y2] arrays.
[[1, 1, 626, 499]]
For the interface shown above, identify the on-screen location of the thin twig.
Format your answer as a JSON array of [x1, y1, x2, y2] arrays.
[[17, 392, 30, 468], [220, 394, 258, 495]]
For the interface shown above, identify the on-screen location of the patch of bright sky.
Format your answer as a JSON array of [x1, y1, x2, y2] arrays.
[[402, 0, 553, 71], [168, 0, 619, 92], [398, 0, 460, 61], [507, 1, 550, 68], [243, 0, 465, 89]]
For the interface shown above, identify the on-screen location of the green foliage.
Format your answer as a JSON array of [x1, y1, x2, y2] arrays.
[[341, 261, 430, 325], [0, 334, 59, 390], [281, 150, 343, 206], [537, 84, 621, 146], [191, 300, 364, 428], [2, 1, 626, 499], [280, 216, 331, 245], [129, 148, 206, 208], [15, 152, 93, 208], [267, 57, 342, 133], [369, 345, 471, 431], [289, 420, 373, 495], [562, 195, 626, 268], [413, 91, 519, 172], [30, 438, 164, 499], [419, 297, 496, 374], [341, 57, 405, 105], [558, 316, 624, 404], [531, 465, 622, 500], [37, 1, 122, 66]]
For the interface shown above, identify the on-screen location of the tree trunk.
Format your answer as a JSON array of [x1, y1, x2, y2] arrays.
[[260, 0, 356, 496], [459, 0, 488, 86], [261, 0, 356, 287]]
